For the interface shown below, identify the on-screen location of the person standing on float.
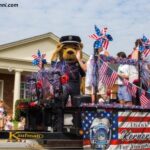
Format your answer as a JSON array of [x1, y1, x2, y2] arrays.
[[117, 52, 132, 106], [85, 25, 113, 103]]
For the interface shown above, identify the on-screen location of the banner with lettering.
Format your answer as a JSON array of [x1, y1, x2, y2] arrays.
[[82, 109, 150, 150]]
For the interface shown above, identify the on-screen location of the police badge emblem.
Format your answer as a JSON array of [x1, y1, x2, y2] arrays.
[[90, 118, 111, 149]]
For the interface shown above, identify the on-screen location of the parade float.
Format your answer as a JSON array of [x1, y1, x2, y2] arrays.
[[81, 26, 150, 150], [0, 26, 150, 150]]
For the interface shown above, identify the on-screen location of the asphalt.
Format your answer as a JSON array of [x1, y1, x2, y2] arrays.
[[0, 140, 83, 150], [0, 140, 43, 150]]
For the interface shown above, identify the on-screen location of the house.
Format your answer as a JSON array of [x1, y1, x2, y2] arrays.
[[0, 33, 89, 116]]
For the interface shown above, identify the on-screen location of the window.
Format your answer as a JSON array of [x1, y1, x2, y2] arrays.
[[20, 82, 28, 99], [0, 80, 4, 100]]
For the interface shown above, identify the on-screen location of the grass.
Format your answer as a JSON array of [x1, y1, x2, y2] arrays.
[[12, 120, 19, 130]]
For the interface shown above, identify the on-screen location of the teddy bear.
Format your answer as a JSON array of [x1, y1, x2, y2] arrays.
[[50, 35, 86, 107]]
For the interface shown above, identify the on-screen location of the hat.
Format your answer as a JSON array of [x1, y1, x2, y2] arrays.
[[59, 35, 81, 44]]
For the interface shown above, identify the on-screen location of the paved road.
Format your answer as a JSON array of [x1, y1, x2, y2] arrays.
[[0, 140, 83, 150], [0, 140, 43, 150]]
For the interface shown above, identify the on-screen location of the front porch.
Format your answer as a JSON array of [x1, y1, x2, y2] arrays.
[[0, 57, 39, 116]]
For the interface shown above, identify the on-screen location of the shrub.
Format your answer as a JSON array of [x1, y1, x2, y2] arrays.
[[14, 99, 31, 121]]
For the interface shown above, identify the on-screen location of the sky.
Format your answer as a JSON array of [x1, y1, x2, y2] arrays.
[[0, 0, 150, 56]]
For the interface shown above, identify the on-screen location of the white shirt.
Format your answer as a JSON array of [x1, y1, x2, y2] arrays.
[[85, 55, 93, 88], [129, 65, 138, 83], [118, 64, 130, 85]]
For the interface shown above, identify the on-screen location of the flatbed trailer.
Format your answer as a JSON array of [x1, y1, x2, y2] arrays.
[[1, 102, 150, 149]]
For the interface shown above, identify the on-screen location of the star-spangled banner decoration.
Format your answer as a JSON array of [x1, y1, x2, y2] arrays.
[[82, 110, 117, 140], [139, 35, 150, 57], [140, 90, 150, 106], [89, 25, 113, 50], [32, 50, 47, 69], [82, 110, 150, 149]]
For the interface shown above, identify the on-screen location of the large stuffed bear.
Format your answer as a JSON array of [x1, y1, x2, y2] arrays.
[[50, 35, 85, 107]]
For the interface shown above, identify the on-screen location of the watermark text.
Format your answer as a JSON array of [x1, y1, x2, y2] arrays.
[[0, 3, 18, 8]]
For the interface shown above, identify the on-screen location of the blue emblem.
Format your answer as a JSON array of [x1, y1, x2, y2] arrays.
[[90, 118, 111, 149]]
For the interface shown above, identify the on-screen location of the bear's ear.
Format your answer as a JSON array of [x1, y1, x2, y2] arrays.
[[57, 43, 64, 49], [79, 43, 83, 50], [51, 43, 64, 61]]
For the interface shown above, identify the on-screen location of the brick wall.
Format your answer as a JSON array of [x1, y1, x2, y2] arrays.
[[0, 73, 14, 114]]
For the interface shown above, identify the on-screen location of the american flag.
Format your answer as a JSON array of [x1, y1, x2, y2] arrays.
[[123, 79, 137, 98], [101, 66, 118, 88], [116, 111, 150, 149], [82, 110, 150, 149], [140, 90, 150, 106], [128, 82, 137, 98], [82, 110, 117, 147], [98, 61, 108, 81]]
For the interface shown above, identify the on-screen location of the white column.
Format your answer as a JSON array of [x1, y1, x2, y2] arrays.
[[13, 69, 22, 118]]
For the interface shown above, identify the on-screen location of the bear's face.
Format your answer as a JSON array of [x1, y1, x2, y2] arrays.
[[51, 42, 83, 62], [61, 44, 80, 61]]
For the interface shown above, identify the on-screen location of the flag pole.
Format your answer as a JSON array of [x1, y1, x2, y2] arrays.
[[137, 39, 143, 106], [93, 48, 99, 103], [138, 50, 142, 89], [136, 38, 144, 89]]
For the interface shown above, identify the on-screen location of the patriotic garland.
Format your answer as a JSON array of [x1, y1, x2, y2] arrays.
[[81, 102, 150, 109], [99, 54, 138, 65]]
